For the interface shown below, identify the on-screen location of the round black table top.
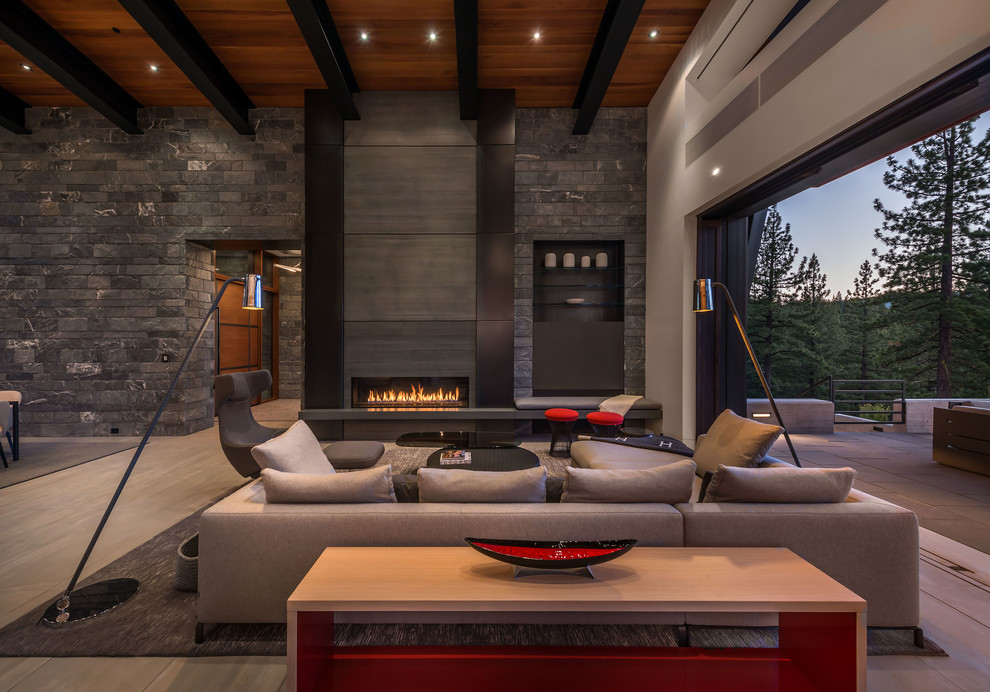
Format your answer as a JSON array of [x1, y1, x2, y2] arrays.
[[424, 446, 540, 472], [395, 431, 520, 449]]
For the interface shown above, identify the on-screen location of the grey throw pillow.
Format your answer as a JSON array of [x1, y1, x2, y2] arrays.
[[693, 409, 782, 477], [251, 420, 334, 475], [418, 466, 547, 503], [703, 465, 857, 503], [561, 460, 696, 503], [261, 465, 396, 503]]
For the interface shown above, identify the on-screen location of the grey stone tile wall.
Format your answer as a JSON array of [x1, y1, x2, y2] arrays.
[[0, 107, 304, 436], [278, 271, 302, 399], [514, 108, 647, 399]]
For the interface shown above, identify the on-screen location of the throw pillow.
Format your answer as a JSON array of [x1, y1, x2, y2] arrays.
[[703, 465, 857, 503], [251, 420, 334, 474], [261, 465, 397, 503], [418, 466, 547, 503], [692, 409, 782, 477], [561, 460, 696, 503]]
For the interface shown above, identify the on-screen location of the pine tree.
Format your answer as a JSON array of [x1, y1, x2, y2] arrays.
[[787, 253, 842, 392], [747, 206, 803, 395], [844, 260, 882, 381], [873, 118, 990, 397]]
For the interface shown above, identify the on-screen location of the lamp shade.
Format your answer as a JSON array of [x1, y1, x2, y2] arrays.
[[693, 278, 714, 312], [242, 274, 263, 310]]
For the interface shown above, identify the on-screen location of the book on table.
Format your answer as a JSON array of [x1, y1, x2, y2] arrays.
[[439, 449, 472, 465]]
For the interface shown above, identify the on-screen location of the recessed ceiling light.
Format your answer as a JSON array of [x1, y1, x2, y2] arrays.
[[712, 167, 721, 176], [149, 64, 160, 72], [21, 63, 32, 71], [360, 32, 369, 41], [532, 30, 542, 40], [428, 31, 438, 42], [649, 29, 659, 39]]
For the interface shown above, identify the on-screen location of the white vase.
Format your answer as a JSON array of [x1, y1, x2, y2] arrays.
[[544, 253, 557, 268], [581, 255, 591, 268], [563, 253, 575, 268], [595, 252, 608, 268]]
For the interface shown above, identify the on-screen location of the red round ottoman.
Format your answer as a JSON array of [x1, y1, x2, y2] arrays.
[[587, 410, 624, 438], [545, 408, 579, 456]]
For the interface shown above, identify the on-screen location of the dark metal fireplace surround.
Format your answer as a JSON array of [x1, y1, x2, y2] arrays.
[[352, 377, 470, 408]]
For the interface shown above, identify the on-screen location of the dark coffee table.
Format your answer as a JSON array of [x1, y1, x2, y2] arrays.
[[395, 431, 540, 472]]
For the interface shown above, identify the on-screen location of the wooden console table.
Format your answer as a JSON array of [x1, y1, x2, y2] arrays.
[[288, 546, 866, 691]]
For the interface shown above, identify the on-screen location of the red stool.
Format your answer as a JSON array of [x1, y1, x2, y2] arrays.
[[545, 408, 579, 456], [588, 411, 624, 438]]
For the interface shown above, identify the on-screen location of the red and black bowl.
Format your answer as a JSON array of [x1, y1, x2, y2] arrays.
[[464, 538, 637, 570]]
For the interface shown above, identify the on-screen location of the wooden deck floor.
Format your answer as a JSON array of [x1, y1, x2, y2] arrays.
[[0, 424, 988, 691]]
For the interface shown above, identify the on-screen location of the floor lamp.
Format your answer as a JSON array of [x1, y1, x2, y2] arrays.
[[693, 278, 801, 467], [41, 274, 265, 625]]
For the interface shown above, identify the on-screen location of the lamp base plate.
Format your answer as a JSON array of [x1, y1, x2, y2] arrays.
[[41, 578, 139, 625]]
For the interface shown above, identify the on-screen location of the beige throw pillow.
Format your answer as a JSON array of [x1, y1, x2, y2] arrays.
[[262, 465, 396, 504], [703, 465, 856, 503], [418, 466, 547, 503], [251, 420, 334, 475], [562, 460, 696, 503], [692, 409, 782, 477]]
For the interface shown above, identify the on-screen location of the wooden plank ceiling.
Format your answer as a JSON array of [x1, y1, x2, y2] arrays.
[[0, 0, 708, 109]]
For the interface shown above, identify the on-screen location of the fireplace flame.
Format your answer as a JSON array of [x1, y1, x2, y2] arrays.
[[365, 384, 462, 406]]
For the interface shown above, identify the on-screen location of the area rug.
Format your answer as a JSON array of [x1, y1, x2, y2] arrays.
[[0, 452, 946, 658], [0, 437, 140, 489]]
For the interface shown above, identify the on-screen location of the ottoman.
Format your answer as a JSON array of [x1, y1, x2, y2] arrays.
[[587, 411, 624, 438], [324, 440, 385, 470], [545, 408, 579, 457]]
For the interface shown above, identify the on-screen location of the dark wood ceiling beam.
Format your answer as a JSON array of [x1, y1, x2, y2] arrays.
[[0, 85, 30, 134], [286, 0, 359, 120], [572, 0, 644, 135], [454, 0, 478, 120], [0, 0, 142, 134], [118, 0, 255, 135]]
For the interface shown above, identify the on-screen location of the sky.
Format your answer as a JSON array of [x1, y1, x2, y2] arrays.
[[775, 113, 989, 296]]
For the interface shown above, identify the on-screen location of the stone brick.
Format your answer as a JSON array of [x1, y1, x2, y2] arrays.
[[513, 108, 646, 398], [0, 106, 304, 436]]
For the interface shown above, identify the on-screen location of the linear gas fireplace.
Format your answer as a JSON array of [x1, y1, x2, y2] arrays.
[[351, 377, 469, 408]]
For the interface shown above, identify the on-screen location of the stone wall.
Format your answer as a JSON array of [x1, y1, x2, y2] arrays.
[[0, 106, 304, 436], [278, 271, 303, 399], [514, 108, 647, 399], [0, 103, 646, 435]]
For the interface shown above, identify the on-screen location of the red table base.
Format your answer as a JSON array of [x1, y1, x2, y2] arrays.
[[294, 612, 859, 692]]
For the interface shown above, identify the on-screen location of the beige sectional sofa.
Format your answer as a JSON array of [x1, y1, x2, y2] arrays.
[[196, 442, 920, 640]]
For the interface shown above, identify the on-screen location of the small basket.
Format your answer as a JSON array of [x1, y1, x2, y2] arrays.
[[174, 533, 199, 592]]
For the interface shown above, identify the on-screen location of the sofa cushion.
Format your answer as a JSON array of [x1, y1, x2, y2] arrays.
[[693, 410, 782, 477], [703, 465, 857, 503], [251, 420, 334, 475], [418, 466, 547, 503], [261, 465, 396, 503], [570, 440, 688, 470], [391, 474, 564, 504], [562, 460, 696, 503]]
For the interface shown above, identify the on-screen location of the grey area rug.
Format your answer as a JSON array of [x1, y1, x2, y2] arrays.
[[0, 448, 946, 658], [0, 437, 140, 489]]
